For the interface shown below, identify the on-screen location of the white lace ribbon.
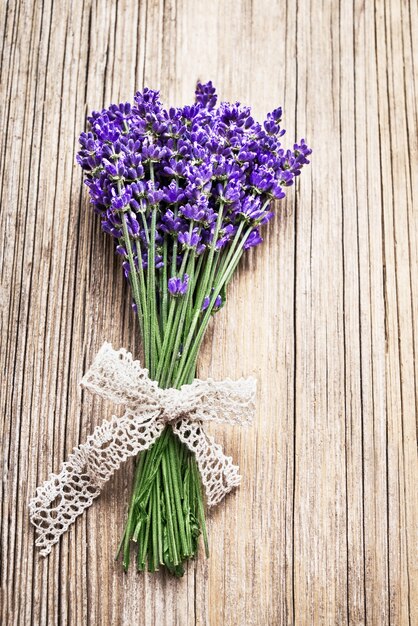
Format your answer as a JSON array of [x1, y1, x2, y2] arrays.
[[29, 342, 256, 556]]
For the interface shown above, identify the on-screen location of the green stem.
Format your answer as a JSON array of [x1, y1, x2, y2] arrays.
[[161, 254, 195, 388], [172, 203, 225, 381], [192, 457, 209, 558], [167, 436, 188, 557], [118, 191, 143, 340], [162, 235, 168, 331], [155, 237, 193, 383], [138, 499, 152, 570], [147, 204, 158, 377], [171, 205, 179, 277], [161, 449, 180, 565], [119, 451, 146, 569], [155, 469, 163, 565], [174, 226, 253, 386], [134, 237, 149, 363]]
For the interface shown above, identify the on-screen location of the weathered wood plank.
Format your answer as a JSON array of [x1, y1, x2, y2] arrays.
[[1, 1, 416, 624]]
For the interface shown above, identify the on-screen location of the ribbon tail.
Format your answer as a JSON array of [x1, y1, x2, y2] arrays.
[[29, 408, 162, 556], [172, 419, 241, 507]]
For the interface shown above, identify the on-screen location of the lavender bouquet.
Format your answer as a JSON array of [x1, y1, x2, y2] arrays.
[[30, 82, 310, 576]]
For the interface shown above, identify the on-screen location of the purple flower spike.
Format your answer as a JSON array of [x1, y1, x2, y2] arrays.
[[168, 274, 189, 296], [122, 261, 130, 277], [178, 228, 201, 249], [125, 211, 140, 237], [214, 295, 223, 309], [161, 209, 183, 234], [111, 188, 132, 211], [243, 229, 263, 250], [116, 245, 127, 256], [201, 296, 210, 311], [181, 203, 207, 221], [201, 292, 223, 312], [195, 81, 218, 110], [147, 184, 164, 205]]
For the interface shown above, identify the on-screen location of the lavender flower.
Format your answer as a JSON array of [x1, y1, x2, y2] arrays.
[[78, 83, 311, 273], [201, 292, 223, 312], [213, 295, 223, 309], [243, 230, 263, 249], [201, 296, 210, 311], [178, 228, 201, 249], [168, 274, 189, 296]]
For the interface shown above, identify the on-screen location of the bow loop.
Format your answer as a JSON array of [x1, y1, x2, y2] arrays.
[[178, 377, 257, 425], [81, 342, 161, 410]]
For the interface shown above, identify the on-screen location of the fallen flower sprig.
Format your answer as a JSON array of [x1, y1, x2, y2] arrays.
[[31, 82, 311, 576]]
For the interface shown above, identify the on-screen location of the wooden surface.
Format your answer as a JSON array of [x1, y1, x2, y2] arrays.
[[1, 1, 417, 624]]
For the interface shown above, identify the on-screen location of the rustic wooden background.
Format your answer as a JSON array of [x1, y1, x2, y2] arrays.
[[1, 0, 417, 624]]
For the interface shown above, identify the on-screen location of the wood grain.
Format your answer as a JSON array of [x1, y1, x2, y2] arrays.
[[1, 1, 417, 624]]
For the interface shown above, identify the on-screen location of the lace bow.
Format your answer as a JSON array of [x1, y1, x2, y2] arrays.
[[29, 342, 256, 555]]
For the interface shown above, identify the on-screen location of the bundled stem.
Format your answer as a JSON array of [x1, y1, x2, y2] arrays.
[[118, 210, 258, 576]]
